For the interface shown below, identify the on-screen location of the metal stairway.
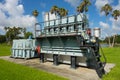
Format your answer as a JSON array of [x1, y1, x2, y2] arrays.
[[90, 47, 106, 78]]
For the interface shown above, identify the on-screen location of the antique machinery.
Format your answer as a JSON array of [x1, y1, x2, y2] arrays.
[[35, 12, 106, 78]]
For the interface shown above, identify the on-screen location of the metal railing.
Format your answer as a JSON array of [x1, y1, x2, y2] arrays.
[[35, 14, 89, 38]]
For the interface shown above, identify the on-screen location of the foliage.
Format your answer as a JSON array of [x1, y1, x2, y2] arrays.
[[115, 35, 120, 44], [0, 35, 6, 43], [77, 0, 91, 13], [4, 26, 23, 42], [101, 4, 112, 16], [50, 5, 59, 14], [24, 32, 33, 39], [22, 27, 26, 36], [50, 5, 68, 18], [0, 59, 68, 80], [32, 10, 39, 17], [58, 8, 68, 18], [112, 9, 120, 20], [101, 35, 120, 44]]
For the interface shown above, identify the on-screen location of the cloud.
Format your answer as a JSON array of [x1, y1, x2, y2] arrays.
[[99, 21, 110, 29], [99, 16, 120, 36], [64, 0, 81, 8], [99, 21, 112, 36], [110, 17, 120, 32], [112, 0, 120, 10], [0, 0, 36, 34], [0, 26, 5, 34]]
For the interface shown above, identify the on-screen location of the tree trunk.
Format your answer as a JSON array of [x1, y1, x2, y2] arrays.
[[106, 16, 111, 47], [111, 35, 116, 47], [108, 37, 111, 47]]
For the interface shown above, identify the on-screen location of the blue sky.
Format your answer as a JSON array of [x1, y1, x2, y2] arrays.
[[0, 0, 120, 38]]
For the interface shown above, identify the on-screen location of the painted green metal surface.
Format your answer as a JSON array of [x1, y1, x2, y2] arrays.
[[35, 13, 95, 66], [11, 39, 38, 59]]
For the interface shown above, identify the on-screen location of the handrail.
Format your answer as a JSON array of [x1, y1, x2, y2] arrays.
[[99, 44, 107, 67], [34, 13, 89, 38], [35, 13, 87, 27]]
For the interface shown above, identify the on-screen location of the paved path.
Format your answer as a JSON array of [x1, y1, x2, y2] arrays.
[[0, 56, 115, 80]]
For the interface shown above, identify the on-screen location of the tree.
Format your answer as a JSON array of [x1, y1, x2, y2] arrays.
[[59, 8, 68, 18], [50, 5, 59, 14], [111, 10, 120, 47], [24, 32, 33, 39], [115, 35, 120, 44], [77, 0, 91, 13], [50, 6, 68, 18], [101, 4, 112, 47], [21, 27, 26, 38], [32, 10, 39, 17], [4, 26, 23, 42], [32, 10, 39, 38], [112, 10, 120, 20], [0, 35, 6, 43], [101, 4, 112, 16]]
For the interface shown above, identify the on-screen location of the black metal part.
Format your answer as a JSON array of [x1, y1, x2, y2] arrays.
[[53, 54, 59, 65], [71, 56, 76, 69], [40, 53, 44, 63], [90, 46, 105, 78]]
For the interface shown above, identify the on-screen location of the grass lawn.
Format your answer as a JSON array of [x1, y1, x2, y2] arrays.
[[0, 59, 68, 80], [0, 43, 11, 56], [102, 47, 120, 80]]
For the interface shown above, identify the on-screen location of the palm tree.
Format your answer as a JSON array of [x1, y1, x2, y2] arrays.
[[32, 10, 39, 38], [50, 6, 68, 18], [50, 5, 59, 14], [101, 4, 112, 47], [32, 10, 39, 17], [112, 10, 120, 20], [59, 8, 68, 18], [77, 0, 91, 13], [4, 27, 8, 31], [101, 4, 112, 16], [111, 10, 120, 47]]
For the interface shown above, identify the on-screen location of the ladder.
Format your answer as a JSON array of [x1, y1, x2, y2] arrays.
[[90, 47, 106, 78]]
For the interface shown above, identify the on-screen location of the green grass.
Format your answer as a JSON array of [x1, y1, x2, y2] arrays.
[[0, 43, 11, 56], [102, 47, 120, 80], [0, 59, 68, 80]]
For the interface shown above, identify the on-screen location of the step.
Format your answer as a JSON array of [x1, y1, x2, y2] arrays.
[[95, 55, 101, 58]]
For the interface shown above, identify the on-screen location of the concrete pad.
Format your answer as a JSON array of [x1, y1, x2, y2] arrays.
[[104, 63, 115, 73], [0, 56, 115, 80]]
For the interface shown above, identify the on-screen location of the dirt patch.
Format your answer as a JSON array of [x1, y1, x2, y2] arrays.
[[0, 56, 115, 80]]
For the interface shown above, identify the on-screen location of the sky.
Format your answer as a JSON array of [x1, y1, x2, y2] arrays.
[[0, 0, 120, 39]]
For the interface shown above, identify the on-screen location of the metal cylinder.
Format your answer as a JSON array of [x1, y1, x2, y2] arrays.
[[94, 28, 100, 38]]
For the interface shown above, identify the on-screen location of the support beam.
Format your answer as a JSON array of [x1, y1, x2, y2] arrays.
[[53, 54, 59, 66], [40, 53, 44, 63], [71, 56, 76, 69]]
